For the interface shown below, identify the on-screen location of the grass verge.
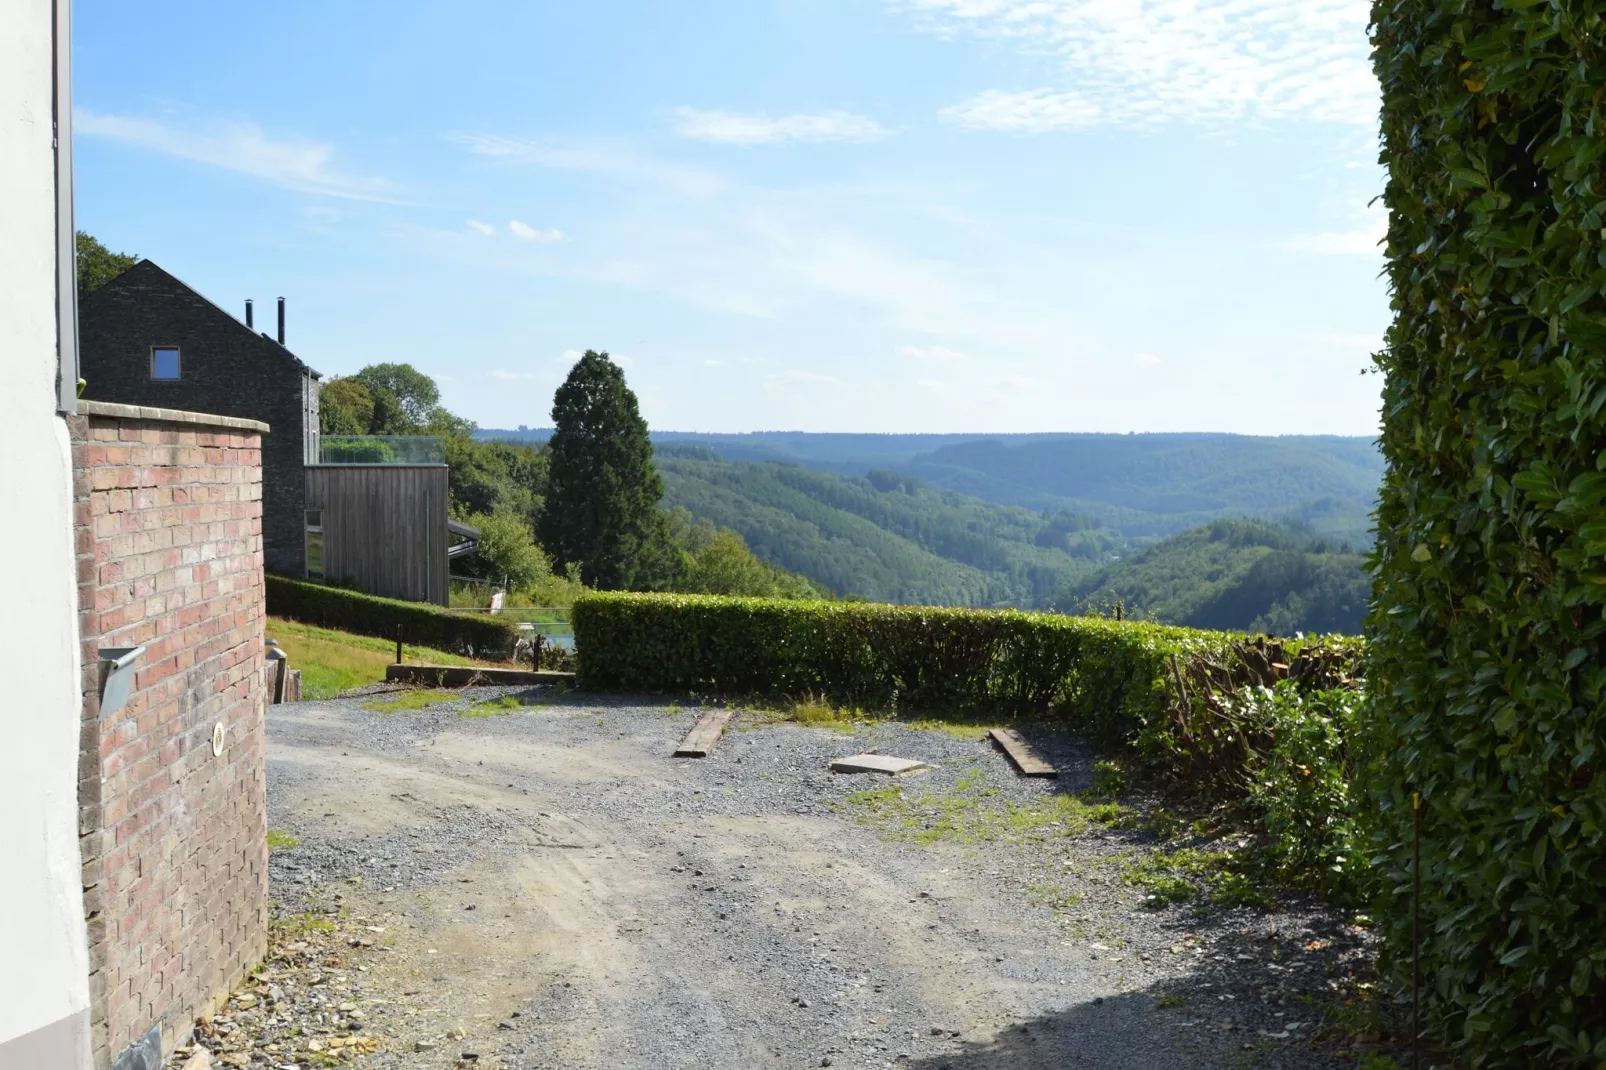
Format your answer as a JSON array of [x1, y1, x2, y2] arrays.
[[268, 616, 478, 699]]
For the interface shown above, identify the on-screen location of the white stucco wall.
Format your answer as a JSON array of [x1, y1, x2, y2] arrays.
[[0, 0, 94, 1061]]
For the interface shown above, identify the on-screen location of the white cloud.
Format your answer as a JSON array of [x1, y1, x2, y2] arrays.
[[672, 108, 891, 145], [509, 220, 564, 243], [466, 219, 495, 236], [1134, 352, 1162, 365], [74, 110, 396, 200], [455, 134, 727, 197], [941, 89, 1104, 132], [900, 0, 1378, 130], [898, 344, 968, 362]]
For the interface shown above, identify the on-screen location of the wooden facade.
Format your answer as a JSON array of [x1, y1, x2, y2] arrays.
[[304, 465, 450, 605]]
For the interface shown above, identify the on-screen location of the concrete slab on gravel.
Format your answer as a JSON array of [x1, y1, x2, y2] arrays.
[[829, 753, 930, 776]]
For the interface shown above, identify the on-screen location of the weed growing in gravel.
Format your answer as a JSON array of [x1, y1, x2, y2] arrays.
[[1154, 994, 1188, 1009], [1026, 882, 1083, 909], [843, 767, 1130, 846], [270, 912, 336, 936], [266, 830, 299, 850], [361, 689, 456, 714], [461, 695, 550, 717]]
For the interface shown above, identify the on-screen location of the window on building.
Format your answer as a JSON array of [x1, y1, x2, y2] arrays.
[[151, 346, 181, 380], [305, 510, 325, 580]]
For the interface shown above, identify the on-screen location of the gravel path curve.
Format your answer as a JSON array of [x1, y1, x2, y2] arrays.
[[256, 686, 1380, 1070]]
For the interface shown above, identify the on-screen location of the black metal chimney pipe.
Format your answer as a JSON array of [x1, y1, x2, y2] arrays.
[[245, 299, 254, 329], [277, 297, 285, 345]]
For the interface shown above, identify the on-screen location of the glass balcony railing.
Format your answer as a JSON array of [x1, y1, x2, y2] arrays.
[[317, 436, 446, 465]]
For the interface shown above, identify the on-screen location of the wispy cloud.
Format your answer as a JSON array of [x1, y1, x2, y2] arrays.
[[672, 108, 891, 145], [466, 219, 495, 236], [1133, 352, 1162, 366], [74, 110, 397, 200], [1285, 225, 1384, 255], [765, 370, 842, 387], [454, 133, 727, 197], [1285, 205, 1386, 255], [509, 220, 564, 243], [898, 344, 968, 362], [900, 0, 1377, 130]]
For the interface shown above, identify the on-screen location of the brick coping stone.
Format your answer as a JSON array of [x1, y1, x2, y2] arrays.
[[78, 399, 271, 434]]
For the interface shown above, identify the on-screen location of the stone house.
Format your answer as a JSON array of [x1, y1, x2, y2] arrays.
[[78, 262, 471, 603], [79, 261, 320, 578]]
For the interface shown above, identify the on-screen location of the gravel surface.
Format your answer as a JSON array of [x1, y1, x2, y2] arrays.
[[174, 687, 1396, 1070]]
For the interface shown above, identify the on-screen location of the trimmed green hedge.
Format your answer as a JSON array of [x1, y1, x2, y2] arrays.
[[1370, 1, 1606, 1064], [266, 575, 517, 658], [573, 591, 1234, 745]]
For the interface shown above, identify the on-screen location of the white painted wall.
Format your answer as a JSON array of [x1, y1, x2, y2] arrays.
[[0, 0, 94, 1062]]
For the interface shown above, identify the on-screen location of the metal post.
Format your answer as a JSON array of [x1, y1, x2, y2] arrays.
[[1413, 790, 1422, 1070], [396, 625, 403, 665]]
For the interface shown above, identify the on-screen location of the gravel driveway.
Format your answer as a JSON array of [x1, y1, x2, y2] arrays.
[[256, 686, 1382, 1070]]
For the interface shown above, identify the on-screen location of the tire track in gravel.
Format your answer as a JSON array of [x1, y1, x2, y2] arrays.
[[266, 690, 1360, 1069]]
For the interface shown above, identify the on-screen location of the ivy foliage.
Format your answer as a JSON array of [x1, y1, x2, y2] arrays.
[[1370, 1, 1606, 1063]]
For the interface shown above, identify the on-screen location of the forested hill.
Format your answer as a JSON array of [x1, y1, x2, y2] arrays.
[[655, 448, 1113, 607], [479, 429, 1381, 545], [1056, 518, 1371, 635]]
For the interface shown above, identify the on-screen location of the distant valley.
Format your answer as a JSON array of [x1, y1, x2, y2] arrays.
[[478, 429, 1380, 630]]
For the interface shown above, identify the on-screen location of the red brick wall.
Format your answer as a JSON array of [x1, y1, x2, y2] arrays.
[[70, 407, 269, 1069]]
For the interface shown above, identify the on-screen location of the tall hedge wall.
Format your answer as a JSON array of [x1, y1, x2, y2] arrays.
[[573, 591, 1236, 746], [265, 575, 517, 658], [1370, 2, 1606, 1063]]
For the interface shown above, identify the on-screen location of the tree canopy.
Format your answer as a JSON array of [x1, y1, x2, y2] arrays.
[[75, 231, 137, 296]]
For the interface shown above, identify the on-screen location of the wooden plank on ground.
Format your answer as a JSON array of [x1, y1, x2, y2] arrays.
[[988, 728, 1057, 777], [674, 709, 735, 758]]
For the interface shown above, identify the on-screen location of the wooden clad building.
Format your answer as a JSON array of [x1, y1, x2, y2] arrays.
[[305, 464, 453, 605]]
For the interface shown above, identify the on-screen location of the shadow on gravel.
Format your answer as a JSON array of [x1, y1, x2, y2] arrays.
[[896, 885, 1402, 1070]]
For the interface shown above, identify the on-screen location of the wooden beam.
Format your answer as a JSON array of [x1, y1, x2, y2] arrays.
[[674, 709, 735, 758], [987, 728, 1057, 778]]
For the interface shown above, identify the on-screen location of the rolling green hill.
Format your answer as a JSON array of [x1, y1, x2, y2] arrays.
[[1054, 517, 1371, 635], [656, 447, 1111, 607], [477, 430, 1382, 545]]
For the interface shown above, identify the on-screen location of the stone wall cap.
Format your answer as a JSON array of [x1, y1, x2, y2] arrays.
[[78, 400, 270, 434]]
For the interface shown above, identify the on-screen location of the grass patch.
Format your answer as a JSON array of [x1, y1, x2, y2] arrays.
[[461, 694, 551, 718], [1122, 847, 1275, 910], [843, 766, 1130, 846], [361, 689, 457, 714], [266, 830, 299, 850], [268, 616, 478, 699], [1155, 994, 1189, 1009]]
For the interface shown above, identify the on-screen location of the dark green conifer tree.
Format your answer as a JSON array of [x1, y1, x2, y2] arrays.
[[537, 351, 667, 589]]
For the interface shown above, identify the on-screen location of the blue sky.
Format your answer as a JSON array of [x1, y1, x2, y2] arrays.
[[73, 0, 1386, 435]]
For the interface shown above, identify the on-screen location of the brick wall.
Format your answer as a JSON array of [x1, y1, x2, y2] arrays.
[[70, 401, 270, 1070], [79, 260, 318, 577]]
